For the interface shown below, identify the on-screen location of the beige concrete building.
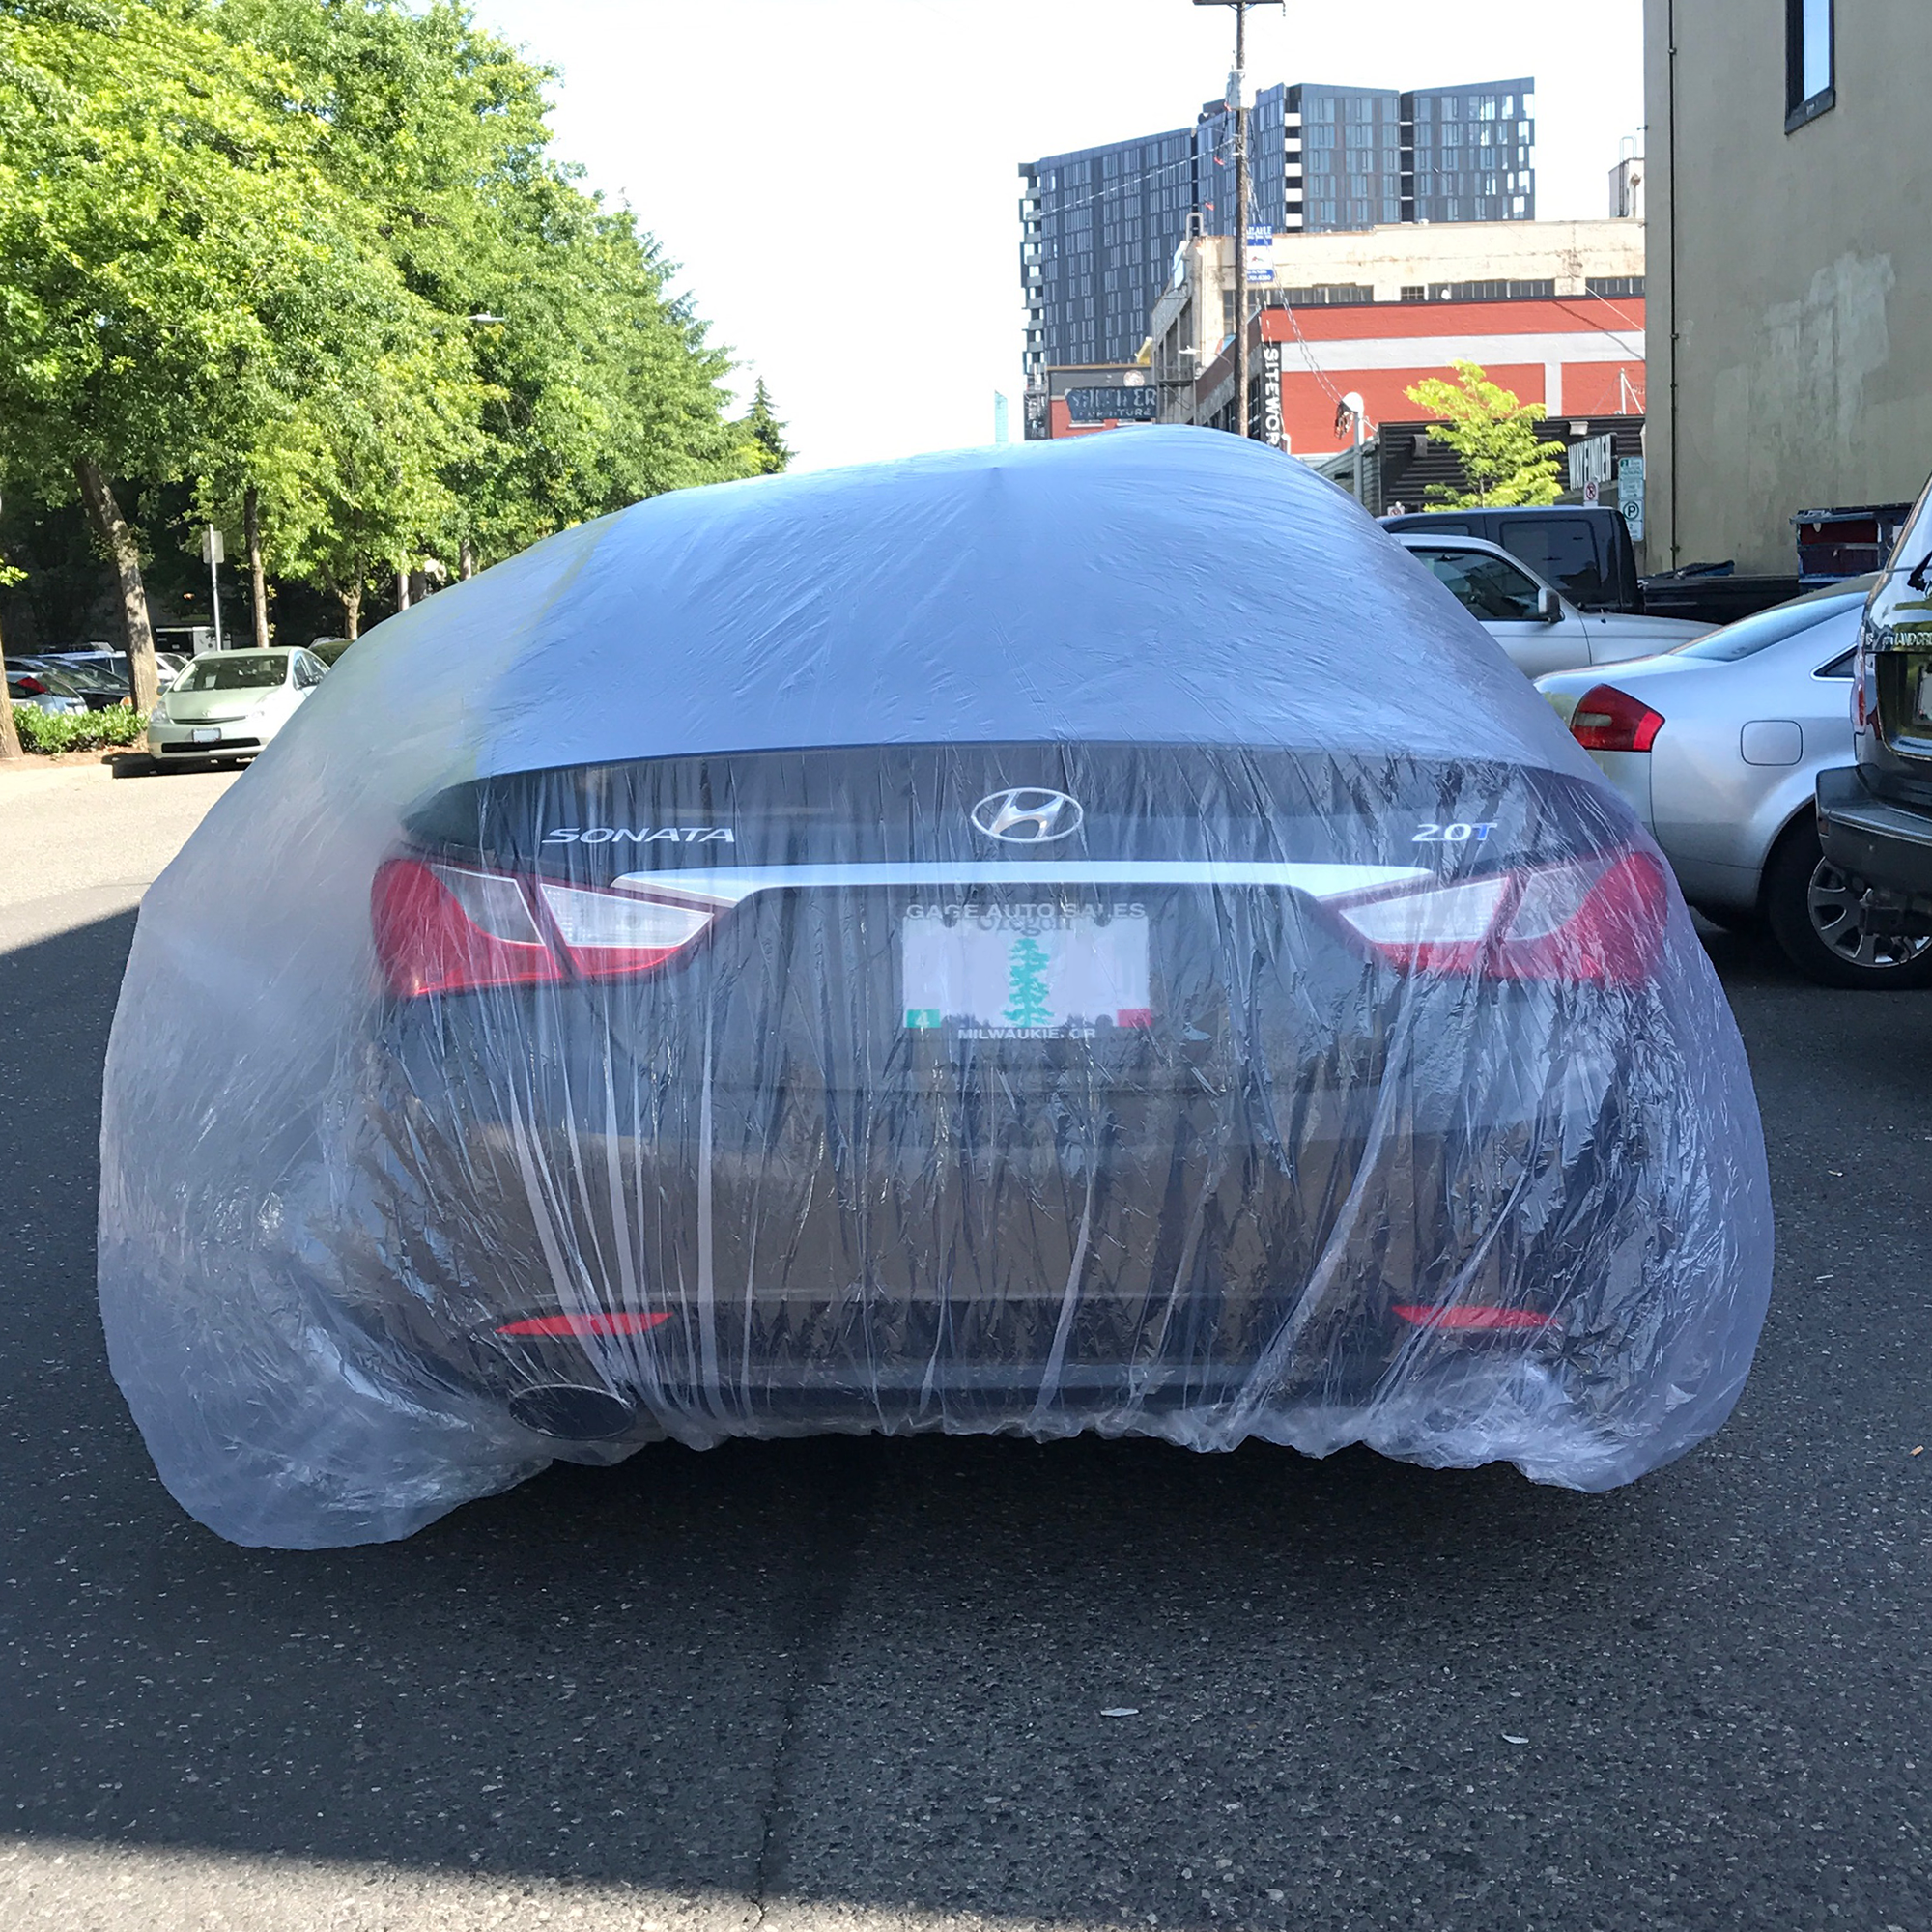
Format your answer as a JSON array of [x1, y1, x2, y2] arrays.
[[1644, 0, 1932, 572], [1149, 219, 1645, 419]]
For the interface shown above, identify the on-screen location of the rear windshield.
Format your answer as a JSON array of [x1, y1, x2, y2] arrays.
[[1670, 594, 1863, 662], [176, 654, 289, 692]]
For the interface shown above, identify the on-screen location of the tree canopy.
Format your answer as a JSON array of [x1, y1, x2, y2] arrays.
[[0, 0, 780, 668], [1404, 360, 1564, 510]]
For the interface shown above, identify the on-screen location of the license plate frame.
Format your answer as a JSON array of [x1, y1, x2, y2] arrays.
[[191, 726, 221, 745], [901, 900, 1151, 1041]]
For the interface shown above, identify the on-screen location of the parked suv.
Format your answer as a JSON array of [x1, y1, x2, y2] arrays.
[[1816, 476, 1932, 931]]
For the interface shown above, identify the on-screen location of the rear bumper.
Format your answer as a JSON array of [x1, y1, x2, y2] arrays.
[[1816, 765, 1932, 906], [337, 1002, 1634, 1441]]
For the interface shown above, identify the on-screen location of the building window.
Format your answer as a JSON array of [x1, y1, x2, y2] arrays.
[[1786, 0, 1834, 130], [1586, 275, 1646, 298]]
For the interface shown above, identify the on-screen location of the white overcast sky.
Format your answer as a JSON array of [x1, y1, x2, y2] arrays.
[[469, 1, 1643, 473]]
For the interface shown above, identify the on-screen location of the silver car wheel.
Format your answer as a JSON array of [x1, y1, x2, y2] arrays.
[[1806, 860, 1932, 971]]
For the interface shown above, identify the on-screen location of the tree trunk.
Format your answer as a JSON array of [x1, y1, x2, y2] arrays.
[[244, 486, 270, 648], [342, 582, 361, 639], [460, 538, 475, 581], [0, 608, 21, 761], [395, 567, 411, 612], [73, 458, 160, 712]]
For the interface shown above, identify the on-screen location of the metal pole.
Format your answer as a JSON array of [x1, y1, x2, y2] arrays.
[[1232, 2, 1250, 438], [207, 527, 224, 651], [1353, 412, 1364, 506]]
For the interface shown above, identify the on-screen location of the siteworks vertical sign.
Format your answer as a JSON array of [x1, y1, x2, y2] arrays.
[[1259, 339, 1286, 449]]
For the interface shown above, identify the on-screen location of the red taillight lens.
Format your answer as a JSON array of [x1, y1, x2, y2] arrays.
[[496, 1310, 672, 1338], [372, 859, 560, 997], [1392, 1304, 1558, 1332], [1569, 683, 1663, 753], [1332, 849, 1667, 984], [372, 859, 721, 996], [18, 677, 46, 696]]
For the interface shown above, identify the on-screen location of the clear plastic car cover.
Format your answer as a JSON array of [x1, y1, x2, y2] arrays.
[[98, 430, 1775, 1548]]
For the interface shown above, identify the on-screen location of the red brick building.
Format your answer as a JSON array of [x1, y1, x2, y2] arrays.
[[1196, 295, 1645, 456]]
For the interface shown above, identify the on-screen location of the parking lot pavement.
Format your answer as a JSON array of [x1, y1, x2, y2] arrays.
[[2, 778, 1929, 1931], [0, 758, 238, 951]]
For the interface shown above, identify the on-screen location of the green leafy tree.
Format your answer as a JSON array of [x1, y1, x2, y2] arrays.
[[2, 0, 772, 670], [215, 0, 763, 581], [0, 0, 365, 705], [1404, 359, 1564, 509]]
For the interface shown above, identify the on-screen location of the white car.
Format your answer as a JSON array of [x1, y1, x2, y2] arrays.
[[146, 648, 327, 766], [1393, 531, 1710, 675], [1535, 578, 1932, 988]]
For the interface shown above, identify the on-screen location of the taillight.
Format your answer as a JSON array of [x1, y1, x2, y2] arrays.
[[373, 859, 560, 997], [372, 858, 719, 996], [1331, 850, 1667, 984], [18, 677, 46, 696], [1569, 684, 1663, 753], [1391, 1303, 1558, 1332], [496, 1311, 672, 1338], [535, 880, 716, 979]]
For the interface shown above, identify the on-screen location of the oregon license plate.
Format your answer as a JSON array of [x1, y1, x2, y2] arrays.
[[901, 902, 1151, 1040]]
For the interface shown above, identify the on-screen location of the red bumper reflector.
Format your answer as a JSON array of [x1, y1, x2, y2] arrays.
[[496, 1311, 673, 1338], [1391, 1304, 1558, 1332]]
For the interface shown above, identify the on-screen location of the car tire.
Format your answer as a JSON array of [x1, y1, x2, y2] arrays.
[[1763, 819, 1932, 990]]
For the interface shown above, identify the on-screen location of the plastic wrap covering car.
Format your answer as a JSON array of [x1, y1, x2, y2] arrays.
[[97, 429, 1775, 1548]]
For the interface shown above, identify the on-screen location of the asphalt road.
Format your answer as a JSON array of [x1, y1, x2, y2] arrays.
[[2, 761, 1928, 1931]]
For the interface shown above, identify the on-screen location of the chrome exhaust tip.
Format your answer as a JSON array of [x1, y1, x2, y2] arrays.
[[506, 1382, 639, 1441]]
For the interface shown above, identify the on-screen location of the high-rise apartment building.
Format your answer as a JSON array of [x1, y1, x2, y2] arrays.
[[1021, 75, 1535, 380], [1018, 125, 1195, 378]]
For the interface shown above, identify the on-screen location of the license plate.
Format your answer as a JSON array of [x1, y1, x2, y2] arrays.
[[1917, 668, 1932, 725], [901, 903, 1151, 1040], [191, 726, 220, 744]]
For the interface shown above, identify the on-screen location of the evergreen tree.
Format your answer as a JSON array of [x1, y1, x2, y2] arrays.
[[742, 379, 793, 475]]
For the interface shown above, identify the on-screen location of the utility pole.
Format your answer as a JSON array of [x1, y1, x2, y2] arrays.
[[1195, 1, 1280, 438]]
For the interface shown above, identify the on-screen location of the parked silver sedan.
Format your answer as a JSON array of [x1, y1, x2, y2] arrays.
[[146, 648, 328, 766], [1393, 531, 1710, 675], [1536, 578, 1932, 988]]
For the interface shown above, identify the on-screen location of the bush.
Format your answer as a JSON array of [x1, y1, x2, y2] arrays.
[[13, 705, 151, 753]]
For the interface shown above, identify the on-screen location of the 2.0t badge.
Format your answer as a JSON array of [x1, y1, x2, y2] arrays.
[[971, 787, 1084, 844]]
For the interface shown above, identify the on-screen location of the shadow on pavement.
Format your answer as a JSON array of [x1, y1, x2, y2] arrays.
[[3, 907, 1929, 1930]]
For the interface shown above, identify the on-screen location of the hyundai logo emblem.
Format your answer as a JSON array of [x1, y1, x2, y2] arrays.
[[971, 787, 1084, 844]]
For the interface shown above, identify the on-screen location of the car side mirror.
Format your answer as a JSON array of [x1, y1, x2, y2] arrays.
[[1537, 586, 1564, 624]]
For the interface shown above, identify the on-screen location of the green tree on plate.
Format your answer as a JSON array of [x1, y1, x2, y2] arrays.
[[1004, 936, 1054, 1029]]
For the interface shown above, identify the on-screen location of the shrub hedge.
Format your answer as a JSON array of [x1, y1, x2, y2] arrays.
[[12, 705, 150, 753]]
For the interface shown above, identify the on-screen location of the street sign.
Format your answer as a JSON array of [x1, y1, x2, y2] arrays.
[[201, 526, 225, 567], [1582, 478, 1601, 507], [1618, 456, 1647, 541], [1245, 223, 1274, 286], [1568, 433, 1615, 492]]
